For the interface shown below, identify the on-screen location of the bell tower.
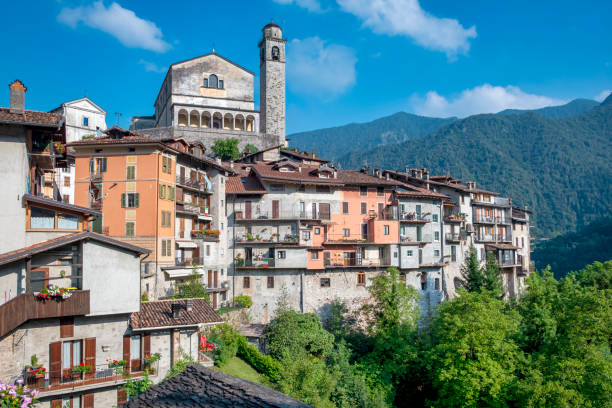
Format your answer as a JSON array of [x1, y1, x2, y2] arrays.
[[259, 22, 286, 144]]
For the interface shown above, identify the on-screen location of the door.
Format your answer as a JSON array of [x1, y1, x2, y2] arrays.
[[319, 203, 330, 220], [378, 203, 385, 219], [214, 271, 218, 289], [130, 335, 142, 372], [361, 223, 368, 240], [312, 203, 317, 219], [272, 200, 280, 219], [212, 292, 218, 309], [208, 270, 213, 288], [417, 226, 423, 242], [180, 167, 185, 184], [245, 201, 252, 219], [179, 217, 185, 238]]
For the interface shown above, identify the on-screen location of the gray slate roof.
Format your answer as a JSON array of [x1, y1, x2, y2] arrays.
[[123, 365, 312, 408]]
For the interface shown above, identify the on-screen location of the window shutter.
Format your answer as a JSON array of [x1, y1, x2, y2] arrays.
[[51, 399, 62, 408], [169, 187, 175, 200], [161, 240, 166, 257], [121, 193, 126, 208], [159, 185, 164, 199], [49, 341, 61, 385], [143, 333, 151, 359], [60, 317, 74, 338], [89, 158, 94, 173], [117, 388, 128, 405], [84, 337, 96, 379], [123, 335, 131, 372], [83, 393, 94, 408], [134, 193, 140, 208], [102, 157, 107, 172]]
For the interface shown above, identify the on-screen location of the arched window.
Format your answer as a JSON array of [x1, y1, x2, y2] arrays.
[[178, 109, 188, 127], [209, 74, 218, 89], [272, 46, 280, 61]]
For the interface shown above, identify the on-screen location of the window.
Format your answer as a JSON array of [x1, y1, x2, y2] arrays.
[[342, 202, 349, 214], [206, 245, 211, 256], [131, 335, 141, 361], [394, 251, 398, 258], [311, 251, 319, 260], [127, 165, 136, 180], [302, 231, 311, 240], [203, 78, 208, 87], [278, 251, 286, 259], [122, 193, 140, 208], [270, 184, 284, 192], [314, 227, 321, 235], [267, 276, 274, 289], [360, 186, 368, 196], [62, 340, 82, 370], [461, 195, 465, 204], [209, 74, 218, 88], [434, 231, 440, 241], [272, 46, 280, 61], [83, 117, 89, 126], [161, 239, 172, 257], [63, 176, 70, 187], [62, 194, 69, 203], [126, 222, 135, 237], [377, 187, 384, 197], [384, 225, 390, 235], [357, 272, 366, 286], [316, 185, 330, 193], [407, 250, 413, 257], [57, 214, 78, 229], [432, 214, 439, 222], [434, 249, 440, 257], [320, 278, 330, 287], [435, 278, 440, 290], [243, 277, 250, 289], [361, 202, 367, 214], [219, 80, 224, 89], [298, 185, 306, 192], [343, 228, 350, 237], [30, 207, 55, 229], [161, 211, 171, 227], [416, 204, 422, 214], [30, 268, 49, 292], [161, 156, 172, 174]]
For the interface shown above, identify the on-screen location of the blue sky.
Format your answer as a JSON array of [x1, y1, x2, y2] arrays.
[[1, 0, 611, 134]]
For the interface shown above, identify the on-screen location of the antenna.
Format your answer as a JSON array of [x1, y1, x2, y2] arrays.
[[114, 112, 122, 126]]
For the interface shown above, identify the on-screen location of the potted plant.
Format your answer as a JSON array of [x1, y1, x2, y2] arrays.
[[24, 355, 46, 387], [235, 254, 244, 267], [143, 353, 161, 374], [107, 359, 127, 374], [235, 210, 243, 219], [71, 363, 91, 379], [53, 141, 65, 155]]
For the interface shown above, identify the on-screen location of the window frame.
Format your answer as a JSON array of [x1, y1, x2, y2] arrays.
[[359, 186, 368, 197], [243, 276, 250, 289], [320, 278, 331, 288], [357, 272, 366, 286]]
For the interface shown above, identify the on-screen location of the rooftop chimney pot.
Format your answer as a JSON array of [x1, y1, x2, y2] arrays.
[[172, 303, 183, 318], [185, 299, 194, 311], [9, 80, 26, 114]]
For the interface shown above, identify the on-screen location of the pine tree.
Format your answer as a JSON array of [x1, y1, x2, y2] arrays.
[[482, 252, 502, 294], [460, 245, 485, 292]]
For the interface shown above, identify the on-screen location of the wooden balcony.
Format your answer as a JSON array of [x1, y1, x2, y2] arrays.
[[0, 290, 90, 337]]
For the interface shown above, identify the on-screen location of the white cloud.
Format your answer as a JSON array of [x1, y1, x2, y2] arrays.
[[337, 0, 476, 57], [595, 89, 611, 102], [273, 0, 322, 12], [411, 84, 564, 118], [138, 59, 167, 73], [287, 37, 357, 100], [58, 1, 170, 52]]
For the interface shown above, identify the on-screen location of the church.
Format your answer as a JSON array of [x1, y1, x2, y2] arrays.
[[131, 22, 287, 151]]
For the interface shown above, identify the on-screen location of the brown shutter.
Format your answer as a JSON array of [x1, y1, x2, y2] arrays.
[[51, 399, 62, 408], [123, 335, 130, 372], [245, 201, 252, 219], [117, 388, 128, 405], [272, 200, 279, 219], [312, 203, 317, 219], [343, 201, 349, 214], [214, 271, 218, 289], [212, 292, 218, 309], [49, 341, 62, 385], [84, 337, 96, 379], [319, 203, 330, 220], [60, 317, 74, 338], [83, 393, 94, 408], [208, 270, 213, 288], [143, 333, 151, 359], [378, 203, 384, 219]]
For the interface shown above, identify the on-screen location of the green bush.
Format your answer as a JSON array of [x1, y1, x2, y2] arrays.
[[237, 336, 281, 383], [234, 295, 252, 308], [209, 324, 240, 367]]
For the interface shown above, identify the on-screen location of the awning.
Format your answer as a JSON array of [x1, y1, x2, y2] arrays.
[[165, 268, 199, 279], [176, 241, 197, 249], [198, 214, 213, 221]]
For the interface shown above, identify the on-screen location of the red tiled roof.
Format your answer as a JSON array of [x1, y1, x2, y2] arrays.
[[0, 108, 61, 127], [394, 183, 449, 199], [67, 126, 156, 146], [251, 162, 344, 185], [226, 175, 267, 195], [130, 298, 222, 329], [280, 150, 329, 163], [337, 170, 400, 186]]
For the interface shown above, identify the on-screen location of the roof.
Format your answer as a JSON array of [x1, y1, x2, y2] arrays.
[[485, 243, 519, 250], [130, 298, 222, 330], [237, 145, 283, 162], [251, 162, 343, 186], [393, 184, 448, 200], [263, 21, 282, 30], [280, 149, 329, 163], [50, 96, 106, 114], [0, 232, 150, 267], [384, 170, 499, 195], [338, 170, 401, 187], [226, 175, 267, 195], [24, 194, 101, 216], [124, 365, 312, 408], [0, 108, 62, 128], [170, 51, 255, 76], [67, 126, 159, 146]]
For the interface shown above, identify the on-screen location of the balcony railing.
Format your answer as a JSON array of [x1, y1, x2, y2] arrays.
[[176, 176, 209, 192], [400, 235, 432, 244], [476, 234, 510, 243], [235, 234, 298, 244], [179, 203, 211, 217], [235, 209, 323, 221], [474, 216, 511, 224], [24, 361, 158, 394], [323, 255, 390, 267], [89, 172, 103, 182], [444, 214, 467, 222], [445, 232, 462, 242], [0, 291, 90, 338], [191, 230, 220, 241], [175, 257, 204, 267], [399, 213, 431, 222], [236, 257, 276, 268]]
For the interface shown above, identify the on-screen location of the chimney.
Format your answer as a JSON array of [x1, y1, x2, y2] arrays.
[[423, 169, 430, 180], [230, 162, 234, 169], [385, 172, 390, 180], [216, 157, 222, 164], [9, 80, 26, 114], [185, 299, 194, 312], [373, 168, 380, 178], [172, 303, 183, 318]]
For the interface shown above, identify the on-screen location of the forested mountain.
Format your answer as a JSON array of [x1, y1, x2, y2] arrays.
[[532, 217, 612, 278], [499, 98, 598, 119], [336, 96, 612, 237], [287, 112, 456, 160]]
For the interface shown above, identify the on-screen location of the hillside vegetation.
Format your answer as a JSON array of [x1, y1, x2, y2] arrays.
[[335, 98, 612, 237]]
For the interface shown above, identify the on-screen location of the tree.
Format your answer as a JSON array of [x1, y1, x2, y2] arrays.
[[173, 271, 210, 302], [243, 143, 258, 154], [460, 245, 485, 292], [482, 252, 503, 294], [211, 138, 240, 161]]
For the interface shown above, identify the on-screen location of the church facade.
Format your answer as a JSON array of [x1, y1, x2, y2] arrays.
[[132, 23, 286, 151]]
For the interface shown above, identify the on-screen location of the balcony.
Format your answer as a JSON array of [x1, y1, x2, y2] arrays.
[[24, 361, 158, 397], [234, 209, 325, 222], [89, 172, 103, 182], [234, 233, 298, 245], [0, 291, 90, 338], [473, 197, 510, 207], [445, 232, 463, 242], [399, 213, 431, 223], [323, 254, 390, 268], [191, 230, 220, 241], [177, 202, 211, 218], [175, 257, 204, 267], [444, 213, 467, 223], [176, 176, 210, 193], [400, 235, 432, 245], [236, 257, 276, 268], [474, 216, 511, 225]]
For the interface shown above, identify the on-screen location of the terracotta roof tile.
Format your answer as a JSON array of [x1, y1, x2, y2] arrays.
[[0, 108, 61, 127], [394, 184, 449, 199], [251, 162, 343, 185], [280, 149, 329, 163], [337, 170, 400, 186], [226, 175, 267, 195], [130, 298, 222, 329]]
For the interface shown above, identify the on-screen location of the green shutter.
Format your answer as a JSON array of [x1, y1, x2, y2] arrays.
[[169, 187, 175, 201], [101, 158, 108, 172], [134, 193, 140, 208], [89, 158, 94, 172], [121, 193, 126, 208], [159, 185, 164, 199], [127, 166, 135, 180], [161, 240, 166, 256], [92, 215, 102, 233]]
